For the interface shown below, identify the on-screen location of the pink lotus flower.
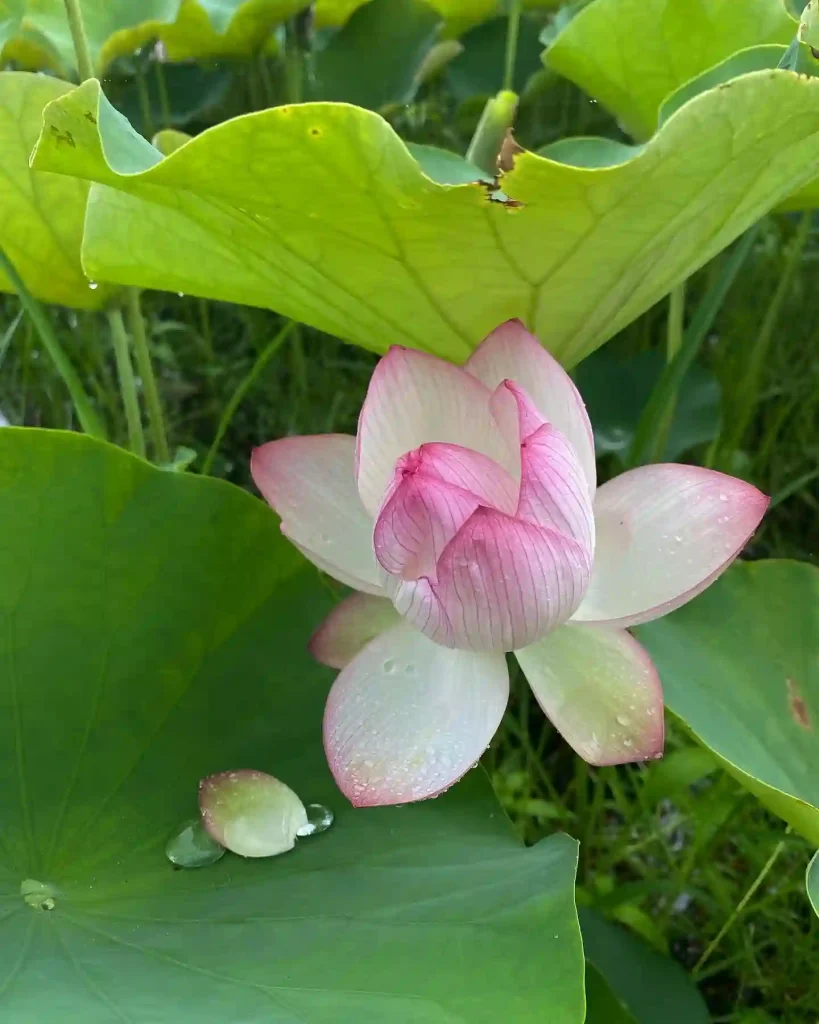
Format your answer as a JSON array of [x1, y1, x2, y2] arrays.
[[251, 321, 768, 808]]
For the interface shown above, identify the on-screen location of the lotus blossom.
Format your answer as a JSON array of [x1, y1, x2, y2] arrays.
[[251, 321, 768, 808]]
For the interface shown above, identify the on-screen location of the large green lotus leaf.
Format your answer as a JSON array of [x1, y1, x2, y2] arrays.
[[0, 1, 306, 73], [30, 72, 819, 366], [545, 0, 795, 140], [636, 560, 819, 845], [0, 72, 110, 309], [809, 851, 819, 917], [0, 427, 585, 1023], [580, 909, 709, 1023]]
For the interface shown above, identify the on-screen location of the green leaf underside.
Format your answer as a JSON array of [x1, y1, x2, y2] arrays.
[[580, 909, 709, 1023], [0, 427, 584, 1023], [0, 0, 306, 73], [808, 851, 819, 917], [31, 73, 819, 367], [637, 560, 819, 846], [585, 963, 637, 1024], [0, 72, 111, 309], [544, 0, 796, 140]]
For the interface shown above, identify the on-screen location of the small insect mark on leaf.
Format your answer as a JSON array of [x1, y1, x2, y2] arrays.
[[84, 111, 97, 124], [786, 677, 812, 730], [49, 125, 75, 147]]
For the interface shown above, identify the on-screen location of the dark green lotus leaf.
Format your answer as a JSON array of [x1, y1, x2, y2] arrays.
[[637, 560, 819, 846], [0, 427, 585, 1023], [30, 71, 819, 366]]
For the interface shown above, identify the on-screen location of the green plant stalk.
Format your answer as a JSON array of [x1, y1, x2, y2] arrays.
[[650, 281, 688, 459], [465, 90, 518, 178], [717, 211, 812, 466], [107, 309, 146, 458], [502, 0, 523, 92], [155, 58, 172, 130], [629, 226, 760, 467], [692, 828, 790, 977], [201, 321, 295, 476], [0, 245, 105, 439], [135, 66, 156, 138], [62, 0, 95, 81], [125, 288, 169, 463]]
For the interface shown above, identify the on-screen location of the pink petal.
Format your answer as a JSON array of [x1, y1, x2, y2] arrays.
[[502, 381, 594, 553], [324, 622, 508, 806], [516, 623, 664, 765], [355, 347, 518, 516], [309, 593, 401, 670], [387, 508, 591, 651], [373, 443, 518, 579], [251, 435, 382, 595], [466, 320, 596, 493], [573, 465, 769, 628]]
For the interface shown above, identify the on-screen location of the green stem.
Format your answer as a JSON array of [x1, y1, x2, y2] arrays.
[[155, 58, 172, 130], [62, 0, 95, 81], [666, 281, 686, 362], [629, 226, 759, 467], [503, 0, 523, 92], [717, 211, 811, 466], [107, 309, 145, 458], [125, 288, 169, 462], [0, 244, 105, 439], [692, 829, 790, 978], [201, 321, 294, 476], [465, 89, 518, 178], [135, 66, 156, 138]]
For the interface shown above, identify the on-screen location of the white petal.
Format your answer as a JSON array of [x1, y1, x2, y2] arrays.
[[516, 623, 664, 765], [251, 435, 382, 595], [573, 465, 769, 627], [355, 346, 518, 516], [466, 320, 596, 493], [309, 593, 401, 670], [323, 623, 508, 806]]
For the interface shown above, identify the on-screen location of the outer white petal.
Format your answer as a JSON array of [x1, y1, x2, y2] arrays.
[[309, 593, 401, 670], [466, 320, 596, 493], [516, 623, 664, 765], [251, 435, 382, 595], [323, 623, 508, 806], [355, 346, 518, 516], [572, 465, 769, 627]]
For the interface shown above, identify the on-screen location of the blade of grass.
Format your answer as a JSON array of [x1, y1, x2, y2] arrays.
[[201, 320, 294, 476], [0, 245, 105, 439], [125, 288, 169, 462], [107, 309, 145, 458], [629, 226, 759, 467]]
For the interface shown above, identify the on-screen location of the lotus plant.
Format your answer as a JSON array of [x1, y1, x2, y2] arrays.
[[251, 322, 768, 807]]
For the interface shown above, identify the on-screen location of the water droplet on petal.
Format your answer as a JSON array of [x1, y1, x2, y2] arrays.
[[616, 714, 630, 726], [382, 659, 396, 674], [296, 803, 334, 838], [719, 493, 729, 502], [166, 818, 225, 868], [404, 663, 416, 675]]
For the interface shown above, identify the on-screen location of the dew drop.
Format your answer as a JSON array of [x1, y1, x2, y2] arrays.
[[166, 818, 225, 868], [383, 658, 396, 674], [719, 493, 729, 502], [88, 281, 98, 290], [674, 535, 683, 543], [404, 663, 416, 675], [296, 803, 335, 838], [616, 714, 630, 726], [177, 291, 185, 298]]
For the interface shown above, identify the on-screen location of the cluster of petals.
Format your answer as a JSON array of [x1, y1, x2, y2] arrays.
[[251, 321, 768, 808]]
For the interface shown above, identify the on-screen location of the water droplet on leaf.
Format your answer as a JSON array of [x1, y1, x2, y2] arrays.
[[296, 803, 334, 838], [166, 818, 225, 868]]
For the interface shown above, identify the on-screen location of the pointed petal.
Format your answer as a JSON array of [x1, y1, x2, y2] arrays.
[[516, 623, 664, 765], [324, 623, 508, 806], [373, 443, 518, 580], [501, 381, 594, 552], [389, 508, 591, 651], [466, 320, 596, 492], [251, 435, 382, 595], [355, 347, 518, 516], [309, 593, 401, 670], [573, 465, 769, 627]]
